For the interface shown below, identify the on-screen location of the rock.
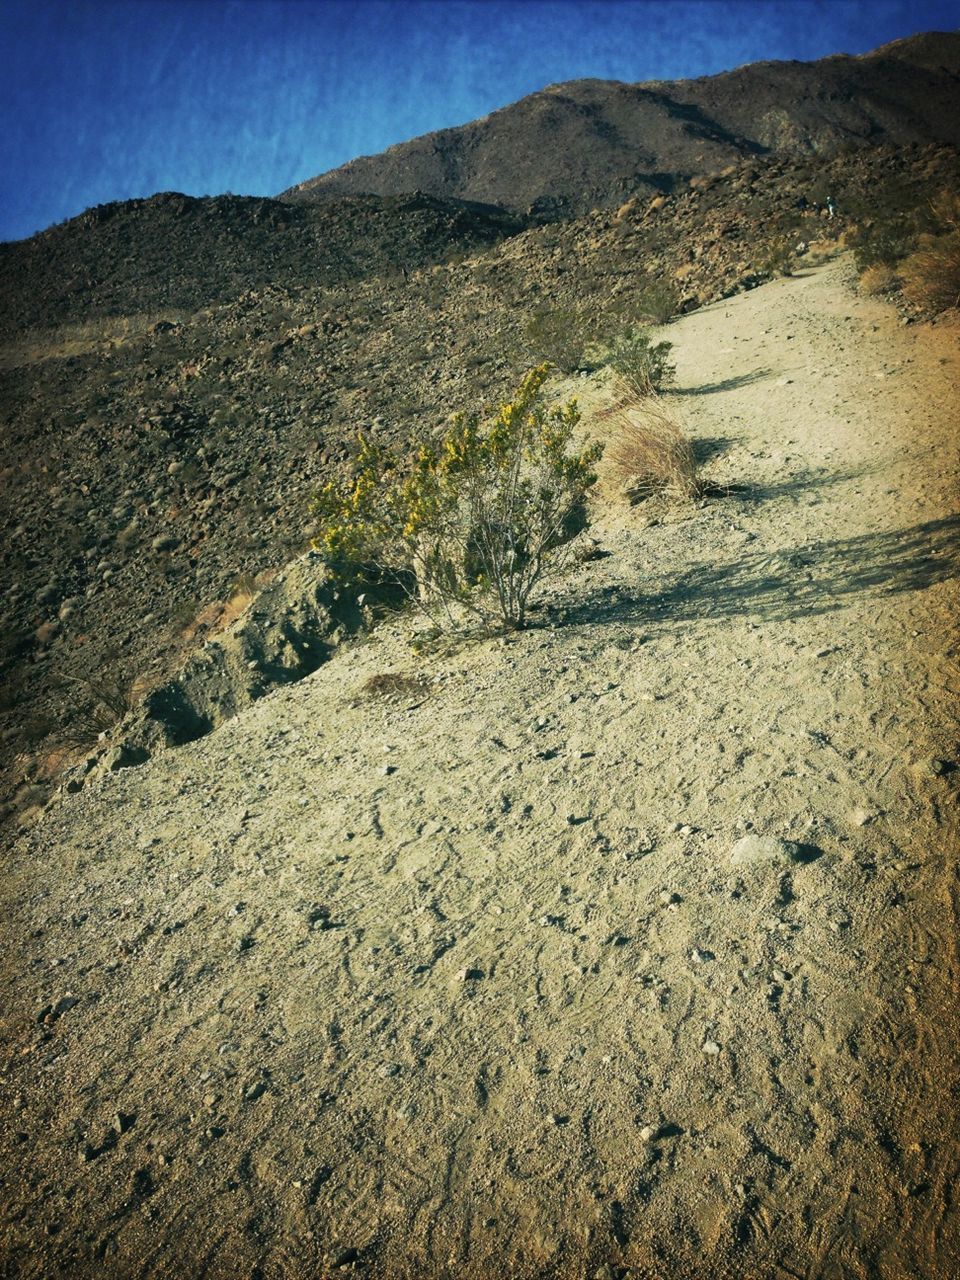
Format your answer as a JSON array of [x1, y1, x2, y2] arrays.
[[458, 967, 484, 982], [702, 1039, 721, 1056], [151, 533, 180, 552], [918, 756, 952, 777], [332, 1248, 360, 1268], [729, 834, 801, 866], [103, 743, 151, 771], [112, 1111, 136, 1135]]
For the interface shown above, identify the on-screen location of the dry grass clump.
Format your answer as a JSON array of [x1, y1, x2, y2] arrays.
[[899, 232, 960, 313], [595, 379, 702, 503], [355, 672, 430, 703], [859, 262, 900, 296], [56, 659, 137, 747]]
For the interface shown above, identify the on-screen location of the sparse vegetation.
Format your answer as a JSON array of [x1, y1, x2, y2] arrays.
[[605, 328, 675, 395], [310, 365, 602, 630], [759, 239, 796, 278], [524, 308, 599, 373], [897, 191, 960, 313], [57, 657, 137, 747], [858, 261, 900, 296], [355, 672, 430, 703], [629, 280, 679, 326], [596, 379, 701, 503]]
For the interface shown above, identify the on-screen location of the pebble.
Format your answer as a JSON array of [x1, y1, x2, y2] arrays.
[[702, 1039, 721, 1056]]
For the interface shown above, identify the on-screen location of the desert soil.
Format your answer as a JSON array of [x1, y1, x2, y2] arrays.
[[2, 254, 959, 1280]]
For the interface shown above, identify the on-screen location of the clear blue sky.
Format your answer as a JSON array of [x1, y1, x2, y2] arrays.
[[1, 0, 958, 242]]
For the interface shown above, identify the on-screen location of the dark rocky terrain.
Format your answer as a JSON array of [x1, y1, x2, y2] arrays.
[[283, 32, 960, 215], [1, 35, 958, 826]]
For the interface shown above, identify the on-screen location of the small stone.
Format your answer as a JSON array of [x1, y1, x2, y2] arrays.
[[702, 1039, 721, 1056], [243, 1080, 267, 1102], [919, 757, 951, 777], [658, 890, 680, 907], [458, 967, 484, 982], [729, 834, 801, 866], [638, 1124, 656, 1142], [381, 765, 397, 776], [112, 1111, 135, 1135]]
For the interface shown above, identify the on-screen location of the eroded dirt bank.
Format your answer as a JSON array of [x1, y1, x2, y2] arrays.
[[2, 256, 958, 1279]]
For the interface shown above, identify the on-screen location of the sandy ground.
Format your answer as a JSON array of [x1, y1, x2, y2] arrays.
[[2, 255, 959, 1280]]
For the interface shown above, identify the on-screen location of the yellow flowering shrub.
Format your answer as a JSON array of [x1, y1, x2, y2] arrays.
[[310, 365, 602, 630]]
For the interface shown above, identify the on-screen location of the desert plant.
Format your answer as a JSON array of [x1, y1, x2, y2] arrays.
[[606, 328, 675, 396], [849, 218, 915, 272], [630, 280, 679, 326], [759, 238, 796, 278], [310, 365, 602, 630], [355, 672, 430, 703], [524, 308, 599, 373], [899, 231, 960, 312], [595, 379, 701, 503], [57, 657, 136, 746], [858, 262, 900, 296]]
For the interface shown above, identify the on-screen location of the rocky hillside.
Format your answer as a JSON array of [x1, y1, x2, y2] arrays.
[[0, 192, 525, 337], [282, 32, 960, 215], [2, 136, 958, 825]]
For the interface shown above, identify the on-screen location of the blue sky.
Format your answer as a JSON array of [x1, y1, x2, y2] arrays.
[[1, 0, 958, 242]]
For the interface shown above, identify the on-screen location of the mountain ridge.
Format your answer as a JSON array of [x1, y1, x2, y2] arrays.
[[281, 31, 960, 214]]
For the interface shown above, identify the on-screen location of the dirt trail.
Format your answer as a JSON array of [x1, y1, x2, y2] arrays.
[[2, 254, 959, 1280]]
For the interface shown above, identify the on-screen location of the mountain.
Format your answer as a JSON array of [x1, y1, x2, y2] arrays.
[[282, 32, 960, 215]]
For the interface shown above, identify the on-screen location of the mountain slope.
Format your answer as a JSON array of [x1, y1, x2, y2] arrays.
[[0, 191, 524, 337], [2, 140, 958, 825], [4, 257, 959, 1278], [282, 32, 960, 214]]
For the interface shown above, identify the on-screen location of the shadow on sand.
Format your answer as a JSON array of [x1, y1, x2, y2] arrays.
[[560, 515, 960, 629], [675, 368, 773, 397]]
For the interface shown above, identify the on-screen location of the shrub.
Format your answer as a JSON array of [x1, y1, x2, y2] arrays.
[[355, 672, 430, 703], [849, 218, 915, 272], [57, 656, 136, 747], [595, 379, 701, 503], [524, 308, 599, 373], [858, 262, 899, 296], [606, 328, 675, 396], [310, 365, 602, 630], [899, 232, 960, 313], [759, 239, 796, 278], [630, 280, 679, 326]]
